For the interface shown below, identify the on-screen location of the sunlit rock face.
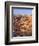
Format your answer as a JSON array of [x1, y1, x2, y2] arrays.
[[12, 15, 32, 36]]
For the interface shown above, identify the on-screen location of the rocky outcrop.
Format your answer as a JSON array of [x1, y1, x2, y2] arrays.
[[12, 15, 32, 36]]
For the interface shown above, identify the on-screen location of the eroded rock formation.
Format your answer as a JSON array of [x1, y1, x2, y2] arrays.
[[12, 15, 32, 36]]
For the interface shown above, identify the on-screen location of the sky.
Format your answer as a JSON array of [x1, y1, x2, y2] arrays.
[[13, 8, 32, 15]]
